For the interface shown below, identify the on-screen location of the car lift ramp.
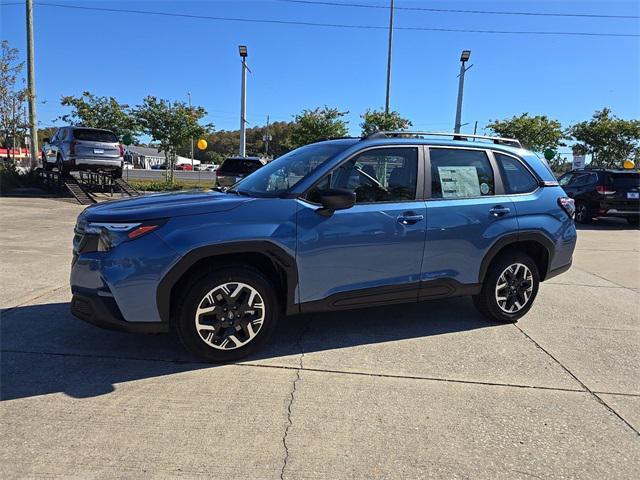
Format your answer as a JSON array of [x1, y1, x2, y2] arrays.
[[63, 174, 96, 205], [39, 170, 140, 205]]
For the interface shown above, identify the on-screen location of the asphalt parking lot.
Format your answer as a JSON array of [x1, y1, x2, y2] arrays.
[[1, 196, 639, 479]]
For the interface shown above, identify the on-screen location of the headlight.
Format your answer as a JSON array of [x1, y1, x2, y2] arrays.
[[85, 221, 164, 251]]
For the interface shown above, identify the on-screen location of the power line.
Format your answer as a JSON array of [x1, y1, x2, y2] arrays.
[[279, 0, 640, 20], [0, 2, 637, 37]]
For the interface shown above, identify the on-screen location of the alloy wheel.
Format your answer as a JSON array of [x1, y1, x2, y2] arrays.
[[194, 282, 265, 350], [495, 263, 534, 314]]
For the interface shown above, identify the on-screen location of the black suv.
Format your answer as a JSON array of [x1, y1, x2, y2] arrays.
[[559, 169, 640, 225], [215, 156, 266, 188]]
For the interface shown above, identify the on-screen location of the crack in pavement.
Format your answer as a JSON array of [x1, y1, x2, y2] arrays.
[[279, 318, 310, 480], [573, 266, 638, 293], [1, 285, 68, 316], [1, 348, 597, 395], [512, 324, 639, 436]]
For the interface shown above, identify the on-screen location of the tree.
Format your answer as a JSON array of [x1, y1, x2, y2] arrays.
[[486, 113, 565, 153], [60, 91, 139, 139], [0, 40, 28, 160], [360, 109, 412, 137], [135, 96, 213, 182], [287, 106, 348, 149], [569, 108, 640, 168]]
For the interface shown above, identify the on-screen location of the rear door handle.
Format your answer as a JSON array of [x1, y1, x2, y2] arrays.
[[489, 206, 511, 217], [397, 213, 424, 225]]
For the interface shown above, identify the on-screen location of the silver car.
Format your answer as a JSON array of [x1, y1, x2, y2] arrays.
[[42, 126, 124, 178]]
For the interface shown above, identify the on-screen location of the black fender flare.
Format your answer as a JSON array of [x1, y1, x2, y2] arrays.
[[478, 230, 556, 283], [156, 241, 299, 323]]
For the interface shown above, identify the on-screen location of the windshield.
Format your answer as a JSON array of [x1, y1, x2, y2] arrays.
[[233, 142, 354, 196]]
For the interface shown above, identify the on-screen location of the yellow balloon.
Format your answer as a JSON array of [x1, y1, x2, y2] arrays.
[[623, 159, 635, 169], [197, 139, 208, 150]]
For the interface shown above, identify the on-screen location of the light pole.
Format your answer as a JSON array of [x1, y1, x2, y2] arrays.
[[454, 50, 472, 134], [239, 45, 248, 157], [384, 0, 394, 115], [26, 0, 38, 168], [188, 92, 194, 170], [263, 114, 271, 157]]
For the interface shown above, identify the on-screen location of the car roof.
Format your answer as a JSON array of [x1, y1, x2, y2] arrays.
[[312, 136, 528, 157], [572, 168, 639, 174]]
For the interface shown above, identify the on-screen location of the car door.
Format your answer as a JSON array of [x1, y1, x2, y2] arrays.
[[296, 146, 427, 308], [422, 146, 518, 292], [44, 128, 61, 164]]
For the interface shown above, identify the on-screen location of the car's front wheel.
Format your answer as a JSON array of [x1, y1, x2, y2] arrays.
[[473, 251, 540, 323], [175, 266, 279, 362]]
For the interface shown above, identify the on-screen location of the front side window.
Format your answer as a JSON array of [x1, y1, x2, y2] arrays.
[[430, 148, 494, 198], [558, 173, 573, 186], [307, 147, 418, 204], [495, 153, 539, 194]]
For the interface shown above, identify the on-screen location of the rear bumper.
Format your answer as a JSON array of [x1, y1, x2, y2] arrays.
[[72, 157, 122, 170], [599, 208, 640, 218], [71, 288, 168, 333]]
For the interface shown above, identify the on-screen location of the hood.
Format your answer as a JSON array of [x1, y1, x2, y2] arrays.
[[83, 190, 252, 222]]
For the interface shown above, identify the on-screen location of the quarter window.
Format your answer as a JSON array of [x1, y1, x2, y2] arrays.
[[430, 148, 494, 198], [495, 153, 539, 194], [307, 147, 418, 204]]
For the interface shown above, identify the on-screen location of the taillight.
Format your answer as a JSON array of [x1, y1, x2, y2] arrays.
[[596, 185, 616, 195], [69, 140, 77, 155], [119, 144, 124, 157], [558, 197, 575, 219]]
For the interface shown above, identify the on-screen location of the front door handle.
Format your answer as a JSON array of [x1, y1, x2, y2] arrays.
[[397, 213, 424, 225], [489, 206, 511, 217]]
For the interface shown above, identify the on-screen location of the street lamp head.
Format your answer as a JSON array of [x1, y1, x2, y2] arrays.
[[239, 45, 248, 57], [460, 50, 471, 62]]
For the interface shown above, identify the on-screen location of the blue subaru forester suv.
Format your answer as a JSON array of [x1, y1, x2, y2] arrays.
[[71, 132, 577, 362]]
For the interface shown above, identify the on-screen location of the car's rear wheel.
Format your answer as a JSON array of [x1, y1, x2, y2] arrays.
[[473, 251, 540, 323], [575, 201, 592, 224], [56, 155, 67, 175], [112, 167, 123, 179], [175, 266, 279, 362]]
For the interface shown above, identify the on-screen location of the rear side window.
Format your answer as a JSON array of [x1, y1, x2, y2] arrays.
[[72, 129, 118, 142], [495, 153, 539, 194], [609, 173, 640, 190], [430, 148, 494, 198], [219, 159, 262, 174], [569, 172, 597, 187]]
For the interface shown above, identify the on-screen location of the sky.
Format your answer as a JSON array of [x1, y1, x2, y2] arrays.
[[1, 0, 639, 155]]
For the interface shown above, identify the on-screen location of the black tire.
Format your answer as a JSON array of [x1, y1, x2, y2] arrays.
[[575, 201, 592, 224], [626, 216, 639, 227], [56, 155, 67, 175], [175, 265, 280, 363], [112, 167, 123, 179], [473, 251, 540, 323]]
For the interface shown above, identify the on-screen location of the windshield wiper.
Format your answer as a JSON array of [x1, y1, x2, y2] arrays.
[[226, 188, 251, 196]]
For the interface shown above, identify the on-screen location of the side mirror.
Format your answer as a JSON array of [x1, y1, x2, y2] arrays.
[[317, 188, 355, 216], [42, 137, 50, 144]]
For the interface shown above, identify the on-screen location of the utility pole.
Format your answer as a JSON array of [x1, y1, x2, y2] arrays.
[[239, 45, 248, 157], [454, 50, 472, 134], [26, 0, 38, 169], [263, 114, 271, 157], [188, 92, 194, 170], [384, 0, 394, 116]]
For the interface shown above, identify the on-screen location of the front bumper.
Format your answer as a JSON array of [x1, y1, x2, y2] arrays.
[[71, 288, 168, 333]]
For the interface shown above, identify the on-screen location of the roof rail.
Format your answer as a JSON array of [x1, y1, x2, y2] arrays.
[[365, 131, 522, 148]]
